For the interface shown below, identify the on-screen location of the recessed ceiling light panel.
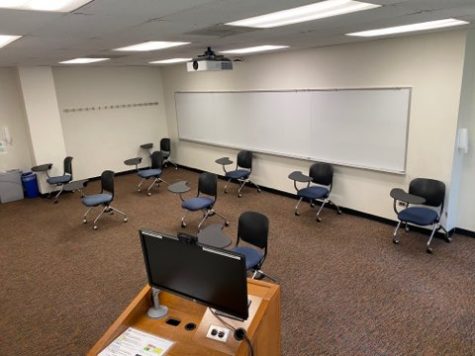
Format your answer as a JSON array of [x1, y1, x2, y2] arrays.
[[226, 0, 380, 28], [0, 0, 93, 12], [220, 45, 289, 54], [150, 58, 192, 64], [346, 18, 469, 37], [59, 57, 110, 64], [115, 41, 190, 52], [0, 34, 22, 48]]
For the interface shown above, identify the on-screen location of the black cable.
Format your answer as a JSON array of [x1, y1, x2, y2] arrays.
[[210, 309, 254, 356]]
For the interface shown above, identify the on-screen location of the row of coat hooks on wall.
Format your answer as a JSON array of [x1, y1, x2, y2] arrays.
[[63, 101, 159, 113]]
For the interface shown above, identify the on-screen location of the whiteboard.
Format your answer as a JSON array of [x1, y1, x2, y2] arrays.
[[175, 88, 411, 173]]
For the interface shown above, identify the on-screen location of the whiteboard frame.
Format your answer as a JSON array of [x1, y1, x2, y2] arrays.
[[174, 87, 412, 175]]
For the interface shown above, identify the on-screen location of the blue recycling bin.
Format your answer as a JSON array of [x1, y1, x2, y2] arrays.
[[21, 172, 39, 198]]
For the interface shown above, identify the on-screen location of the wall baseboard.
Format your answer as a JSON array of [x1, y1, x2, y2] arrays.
[[176, 163, 474, 239]]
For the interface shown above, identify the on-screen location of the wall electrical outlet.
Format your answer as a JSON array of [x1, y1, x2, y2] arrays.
[[206, 325, 230, 343]]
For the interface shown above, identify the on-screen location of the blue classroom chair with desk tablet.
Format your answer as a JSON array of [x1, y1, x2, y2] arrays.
[[215, 150, 261, 198], [168, 172, 229, 231], [136, 151, 168, 196], [232, 211, 276, 282], [288, 162, 342, 222], [32, 156, 73, 203], [160, 138, 178, 170], [390, 178, 451, 254], [81, 170, 128, 230]]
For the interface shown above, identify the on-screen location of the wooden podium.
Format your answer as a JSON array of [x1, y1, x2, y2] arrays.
[[88, 279, 281, 355]]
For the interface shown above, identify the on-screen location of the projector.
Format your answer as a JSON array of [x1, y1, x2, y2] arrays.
[[187, 47, 233, 72]]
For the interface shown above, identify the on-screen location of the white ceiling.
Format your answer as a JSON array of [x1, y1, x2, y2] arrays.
[[0, 0, 474, 66]]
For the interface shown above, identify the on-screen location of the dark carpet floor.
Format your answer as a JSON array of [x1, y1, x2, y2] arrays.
[[0, 168, 474, 355]]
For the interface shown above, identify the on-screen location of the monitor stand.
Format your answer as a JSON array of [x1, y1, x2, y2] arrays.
[[147, 288, 168, 319]]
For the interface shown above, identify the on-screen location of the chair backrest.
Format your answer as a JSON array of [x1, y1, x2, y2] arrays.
[[101, 170, 115, 197], [198, 172, 217, 197], [237, 150, 253, 170], [64, 156, 73, 176], [160, 138, 171, 152], [409, 178, 445, 208], [237, 211, 269, 250], [309, 162, 333, 186], [150, 151, 164, 169]]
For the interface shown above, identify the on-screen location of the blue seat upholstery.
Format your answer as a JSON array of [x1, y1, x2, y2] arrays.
[[138, 168, 162, 178], [398, 207, 439, 226], [182, 196, 214, 211], [226, 169, 250, 180], [47, 175, 72, 185], [81, 193, 113, 207], [297, 186, 329, 200], [233, 246, 264, 269]]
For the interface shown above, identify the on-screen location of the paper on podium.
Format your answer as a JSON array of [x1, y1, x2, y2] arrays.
[[98, 327, 174, 356]]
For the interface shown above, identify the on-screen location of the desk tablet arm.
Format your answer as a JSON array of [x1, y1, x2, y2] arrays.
[[288, 171, 312, 191], [215, 157, 233, 174], [168, 180, 191, 202], [124, 157, 142, 171], [31, 163, 53, 177], [390, 188, 426, 213]]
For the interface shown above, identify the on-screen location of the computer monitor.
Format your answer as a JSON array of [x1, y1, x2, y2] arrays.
[[139, 229, 249, 320]]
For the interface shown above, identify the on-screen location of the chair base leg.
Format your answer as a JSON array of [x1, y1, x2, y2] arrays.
[[252, 269, 277, 282], [393, 221, 402, 244], [90, 204, 128, 230], [294, 197, 303, 216]]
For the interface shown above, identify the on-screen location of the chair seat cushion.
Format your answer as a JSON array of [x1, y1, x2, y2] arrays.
[[47, 175, 72, 185], [232, 246, 264, 270], [81, 193, 113, 207], [226, 169, 250, 180], [297, 186, 329, 200], [182, 196, 214, 211], [138, 168, 162, 178], [398, 207, 439, 226]]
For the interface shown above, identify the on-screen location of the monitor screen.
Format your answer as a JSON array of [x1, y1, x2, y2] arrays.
[[139, 229, 249, 320]]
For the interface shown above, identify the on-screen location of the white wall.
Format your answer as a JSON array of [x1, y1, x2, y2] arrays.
[[452, 30, 475, 231], [0, 68, 32, 171], [161, 30, 467, 224], [53, 66, 168, 179], [18, 66, 67, 193]]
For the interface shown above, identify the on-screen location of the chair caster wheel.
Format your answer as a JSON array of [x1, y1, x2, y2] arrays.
[[238, 194, 242, 198], [83, 219, 87, 224], [444, 236, 452, 243], [54, 200, 58, 204], [224, 190, 228, 194], [225, 221, 230, 227], [392, 238, 399, 244], [137, 189, 141, 192], [257, 188, 262, 193], [147, 192, 152, 196], [310, 203, 315, 208], [426, 247, 433, 254], [405, 226, 410, 232], [123, 217, 128, 223], [295, 211, 300, 216], [316, 217, 322, 222], [93, 225, 98, 230], [337, 209, 342, 215], [181, 222, 186, 228]]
